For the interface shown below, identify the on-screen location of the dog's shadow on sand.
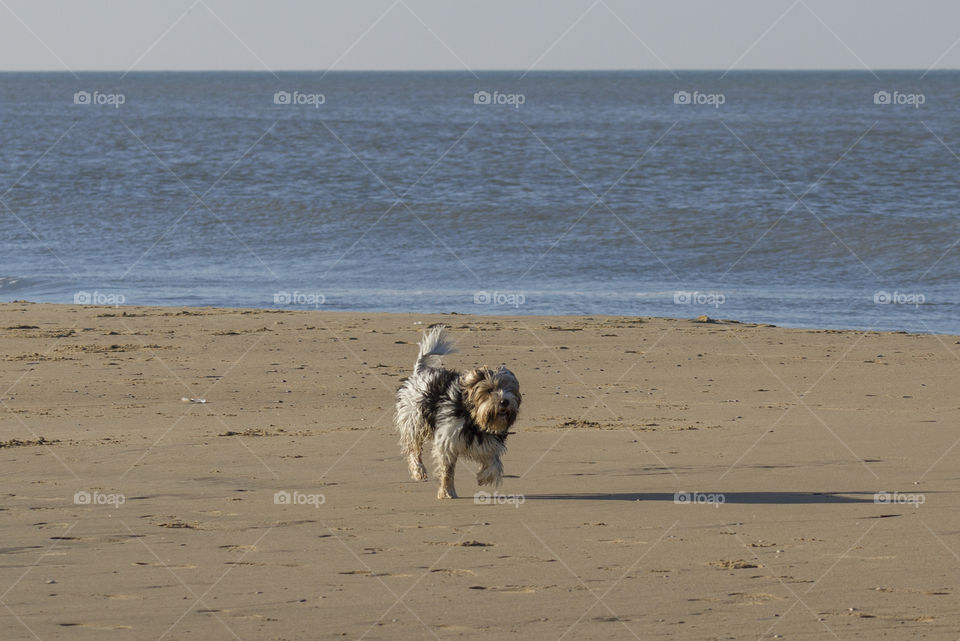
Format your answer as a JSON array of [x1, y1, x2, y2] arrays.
[[522, 492, 883, 504]]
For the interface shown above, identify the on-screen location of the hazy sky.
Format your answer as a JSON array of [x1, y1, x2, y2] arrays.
[[2, 0, 959, 72]]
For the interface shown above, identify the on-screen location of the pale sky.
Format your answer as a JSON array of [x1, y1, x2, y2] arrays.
[[1, 0, 958, 72]]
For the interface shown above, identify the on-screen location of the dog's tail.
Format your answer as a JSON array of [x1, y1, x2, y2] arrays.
[[414, 325, 457, 373]]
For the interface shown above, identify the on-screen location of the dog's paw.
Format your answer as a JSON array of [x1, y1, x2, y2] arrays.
[[410, 464, 428, 481], [476, 467, 503, 488], [437, 487, 458, 499]]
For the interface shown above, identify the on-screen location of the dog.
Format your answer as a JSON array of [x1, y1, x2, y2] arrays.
[[395, 325, 521, 499]]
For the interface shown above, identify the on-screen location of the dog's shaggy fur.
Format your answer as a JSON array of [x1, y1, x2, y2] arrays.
[[395, 326, 521, 499]]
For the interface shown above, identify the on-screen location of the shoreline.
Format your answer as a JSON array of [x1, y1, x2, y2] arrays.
[[3, 299, 956, 339]]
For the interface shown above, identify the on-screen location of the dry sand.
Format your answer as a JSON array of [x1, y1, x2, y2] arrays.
[[1, 302, 958, 640]]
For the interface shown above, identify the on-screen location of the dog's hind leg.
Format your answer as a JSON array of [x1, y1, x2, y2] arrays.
[[437, 460, 457, 499], [406, 438, 428, 481], [396, 405, 429, 481]]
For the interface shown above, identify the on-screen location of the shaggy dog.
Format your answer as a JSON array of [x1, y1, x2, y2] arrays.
[[395, 326, 521, 499]]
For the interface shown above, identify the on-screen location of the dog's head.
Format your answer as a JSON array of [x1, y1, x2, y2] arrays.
[[461, 366, 521, 434]]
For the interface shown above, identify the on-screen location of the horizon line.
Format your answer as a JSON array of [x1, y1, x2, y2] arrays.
[[0, 67, 957, 74]]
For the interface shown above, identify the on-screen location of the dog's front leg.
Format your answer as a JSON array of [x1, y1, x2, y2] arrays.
[[476, 455, 503, 488]]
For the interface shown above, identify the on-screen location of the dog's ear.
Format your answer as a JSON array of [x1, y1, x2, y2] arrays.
[[495, 367, 521, 406], [460, 367, 489, 391]]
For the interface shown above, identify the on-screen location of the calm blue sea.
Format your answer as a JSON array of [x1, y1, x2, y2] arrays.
[[0, 71, 957, 333]]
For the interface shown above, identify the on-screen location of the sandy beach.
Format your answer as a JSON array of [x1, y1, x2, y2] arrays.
[[1, 302, 958, 640]]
